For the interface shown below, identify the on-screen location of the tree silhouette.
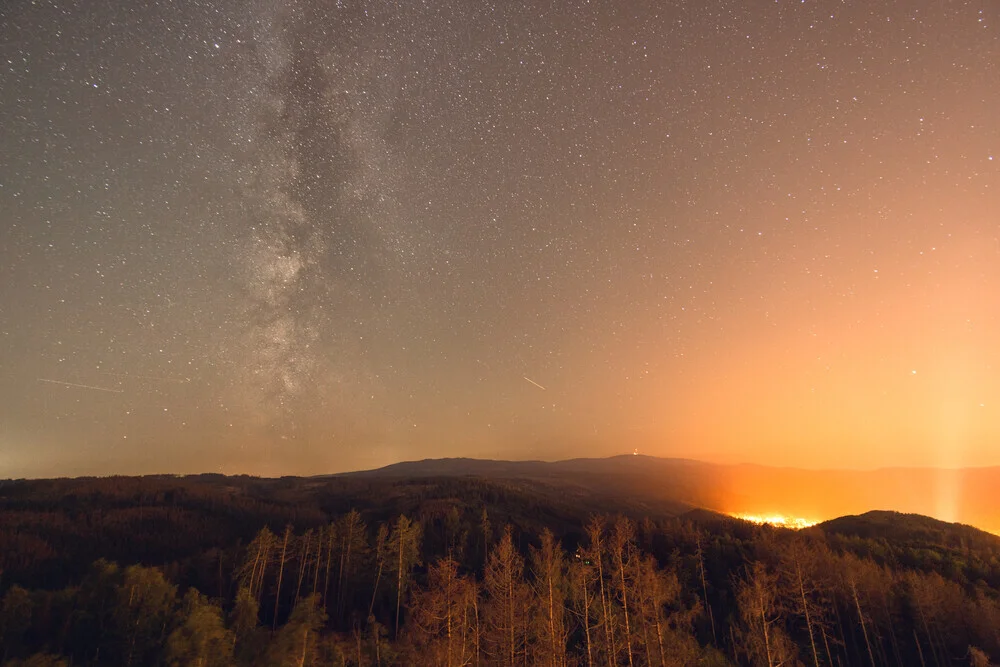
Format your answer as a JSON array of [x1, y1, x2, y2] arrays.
[[483, 526, 530, 667]]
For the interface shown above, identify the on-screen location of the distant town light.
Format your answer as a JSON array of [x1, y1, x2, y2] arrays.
[[730, 513, 818, 529]]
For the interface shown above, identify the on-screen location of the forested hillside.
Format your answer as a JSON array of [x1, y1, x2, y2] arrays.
[[1, 474, 998, 666]]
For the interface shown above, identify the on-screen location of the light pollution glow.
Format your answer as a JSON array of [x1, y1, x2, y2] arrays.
[[631, 460, 1000, 536], [0, 0, 998, 484], [730, 513, 818, 530]]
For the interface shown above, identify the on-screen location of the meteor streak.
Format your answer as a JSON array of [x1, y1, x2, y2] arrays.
[[37, 378, 123, 393], [522, 376, 546, 391], [96, 371, 190, 383]]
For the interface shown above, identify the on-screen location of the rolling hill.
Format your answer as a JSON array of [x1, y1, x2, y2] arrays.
[[3, 456, 1000, 666], [338, 454, 1000, 534]]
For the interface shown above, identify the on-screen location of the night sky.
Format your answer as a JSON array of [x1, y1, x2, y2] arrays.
[[1, 0, 998, 477]]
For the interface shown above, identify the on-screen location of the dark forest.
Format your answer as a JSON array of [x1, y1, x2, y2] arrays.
[[2, 473, 999, 666]]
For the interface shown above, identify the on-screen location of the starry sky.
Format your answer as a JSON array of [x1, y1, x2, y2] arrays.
[[1, 0, 998, 478]]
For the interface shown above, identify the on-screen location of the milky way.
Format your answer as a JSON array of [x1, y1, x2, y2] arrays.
[[1, 0, 998, 476], [229, 0, 443, 441]]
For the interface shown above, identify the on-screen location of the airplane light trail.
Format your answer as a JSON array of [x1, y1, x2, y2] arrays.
[[37, 378, 124, 393], [522, 376, 546, 391]]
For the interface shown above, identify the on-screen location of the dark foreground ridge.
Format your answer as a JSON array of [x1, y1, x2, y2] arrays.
[[1, 459, 999, 666]]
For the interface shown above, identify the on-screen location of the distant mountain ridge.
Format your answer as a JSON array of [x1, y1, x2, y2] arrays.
[[338, 455, 1000, 535]]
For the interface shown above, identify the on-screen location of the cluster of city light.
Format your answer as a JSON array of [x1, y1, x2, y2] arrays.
[[730, 513, 818, 529]]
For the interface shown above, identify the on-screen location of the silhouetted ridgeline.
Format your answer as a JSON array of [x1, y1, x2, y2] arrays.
[[347, 456, 1000, 534], [1, 465, 999, 666]]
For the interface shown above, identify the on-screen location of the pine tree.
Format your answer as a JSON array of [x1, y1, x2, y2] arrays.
[[335, 510, 368, 626], [529, 529, 568, 667], [483, 526, 530, 667], [407, 556, 478, 667], [610, 516, 637, 667], [568, 553, 597, 667], [584, 516, 615, 667], [631, 555, 665, 667], [780, 540, 823, 667]]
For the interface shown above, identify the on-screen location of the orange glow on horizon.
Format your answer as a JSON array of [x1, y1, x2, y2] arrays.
[[614, 225, 1000, 475], [730, 513, 818, 530], [652, 461, 1000, 538]]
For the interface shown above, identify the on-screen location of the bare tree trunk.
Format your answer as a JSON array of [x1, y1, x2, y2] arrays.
[[930, 623, 950, 667], [481, 509, 491, 571], [759, 584, 774, 667], [649, 569, 665, 667], [473, 586, 481, 667], [880, 587, 903, 667], [369, 549, 384, 619], [913, 629, 928, 667], [295, 530, 311, 606], [257, 539, 272, 602], [654, 612, 665, 667], [460, 583, 469, 667], [312, 525, 323, 596], [530, 530, 566, 667], [697, 534, 718, 645], [917, 602, 942, 667], [850, 578, 876, 667], [298, 627, 309, 667], [273, 526, 291, 631], [580, 569, 594, 667], [523, 600, 530, 667], [823, 625, 835, 667], [396, 525, 404, 640], [597, 554, 613, 667], [638, 589, 652, 667], [590, 529, 614, 667], [337, 531, 348, 618], [615, 538, 634, 667], [548, 567, 557, 666], [248, 539, 264, 599], [338, 518, 355, 623], [392, 517, 411, 639], [250, 533, 274, 603], [508, 565, 516, 667], [323, 525, 334, 608], [445, 569, 454, 667], [831, 589, 854, 664], [125, 583, 138, 667], [794, 555, 820, 667]]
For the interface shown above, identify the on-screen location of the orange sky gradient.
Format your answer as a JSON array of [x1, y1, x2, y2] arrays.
[[1, 0, 998, 491]]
